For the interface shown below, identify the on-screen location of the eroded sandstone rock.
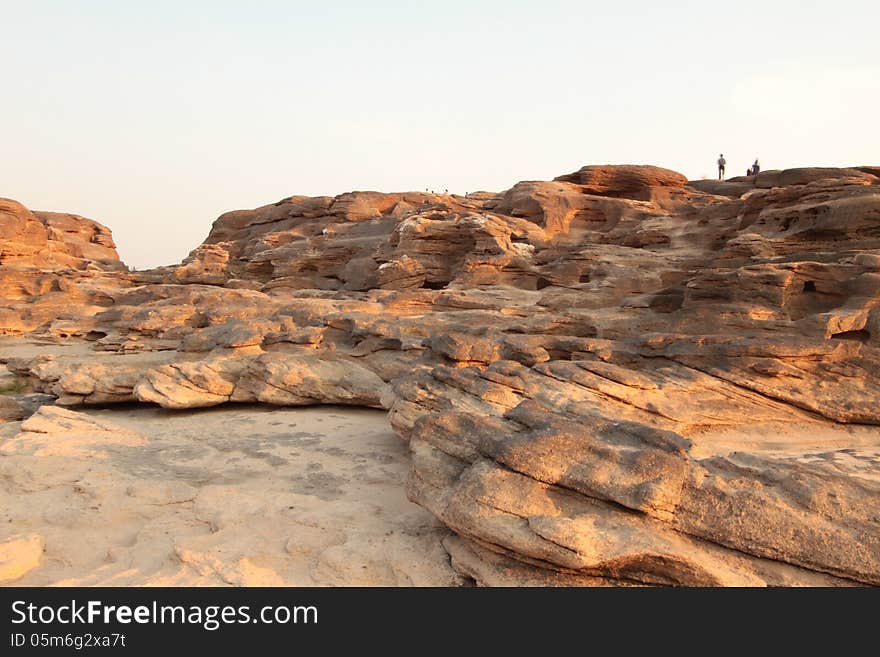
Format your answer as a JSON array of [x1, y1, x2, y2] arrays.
[[2, 162, 879, 586]]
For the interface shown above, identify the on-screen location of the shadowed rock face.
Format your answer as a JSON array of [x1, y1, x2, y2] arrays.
[[2, 163, 880, 586]]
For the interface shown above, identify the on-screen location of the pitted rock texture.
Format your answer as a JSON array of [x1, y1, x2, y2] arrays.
[[2, 163, 879, 586]]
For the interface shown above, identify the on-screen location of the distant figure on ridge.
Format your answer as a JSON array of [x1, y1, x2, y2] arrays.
[[752, 159, 761, 175], [717, 154, 726, 180]]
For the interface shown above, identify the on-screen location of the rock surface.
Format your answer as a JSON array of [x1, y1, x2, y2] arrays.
[[1, 162, 879, 586], [0, 403, 459, 585], [0, 198, 129, 336]]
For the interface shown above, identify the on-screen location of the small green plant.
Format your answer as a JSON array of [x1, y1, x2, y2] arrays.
[[0, 378, 27, 395]]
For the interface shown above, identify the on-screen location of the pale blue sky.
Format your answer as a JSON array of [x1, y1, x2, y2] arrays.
[[2, 0, 877, 268]]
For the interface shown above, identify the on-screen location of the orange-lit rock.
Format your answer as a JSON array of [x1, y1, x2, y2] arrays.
[[2, 163, 879, 586]]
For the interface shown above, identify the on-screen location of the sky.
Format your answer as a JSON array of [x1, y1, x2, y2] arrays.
[[1, 1, 878, 269]]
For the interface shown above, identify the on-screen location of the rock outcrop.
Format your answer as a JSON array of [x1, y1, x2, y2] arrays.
[[0, 198, 129, 336], [2, 162, 879, 586], [0, 198, 120, 269]]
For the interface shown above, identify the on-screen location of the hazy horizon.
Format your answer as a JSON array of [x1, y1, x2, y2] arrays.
[[2, 1, 877, 268]]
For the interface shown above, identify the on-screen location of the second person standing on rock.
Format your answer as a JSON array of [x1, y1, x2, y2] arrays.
[[717, 154, 726, 180]]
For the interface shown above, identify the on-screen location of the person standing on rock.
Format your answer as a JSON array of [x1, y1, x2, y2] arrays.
[[717, 154, 726, 180], [752, 159, 761, 175]]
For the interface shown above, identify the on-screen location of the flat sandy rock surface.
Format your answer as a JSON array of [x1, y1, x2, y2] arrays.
[[686, 422, 880, 479], [0, 403, 460, 586]]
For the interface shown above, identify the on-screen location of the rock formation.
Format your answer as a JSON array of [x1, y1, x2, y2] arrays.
[[0, 198, 129, 336], [1, 164, 878, 586]]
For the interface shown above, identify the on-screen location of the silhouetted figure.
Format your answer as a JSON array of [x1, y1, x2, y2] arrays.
[[752, 159, 760, 175], [717, 154, 726, 180]]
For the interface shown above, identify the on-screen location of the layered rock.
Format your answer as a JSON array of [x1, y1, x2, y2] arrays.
[[2, 163, 879, 586], [0, 198, 129, 335], [0, 198, 120, 269]]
